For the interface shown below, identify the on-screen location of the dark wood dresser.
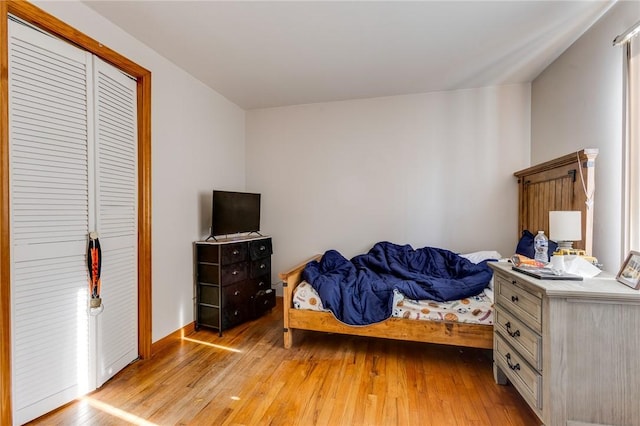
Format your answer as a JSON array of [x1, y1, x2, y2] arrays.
[[194, 236, 275, 334]]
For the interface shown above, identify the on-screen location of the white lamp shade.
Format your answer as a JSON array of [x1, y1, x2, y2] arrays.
[[549, 211, 582, 242]]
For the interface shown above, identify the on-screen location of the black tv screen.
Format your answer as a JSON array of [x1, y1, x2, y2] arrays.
[[211, 190, 261, 236]]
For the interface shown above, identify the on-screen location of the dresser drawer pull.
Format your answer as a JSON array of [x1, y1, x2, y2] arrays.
[[511, 295, 519, 302], [233, 249, 240, 255], [234, 290, 240, 296], [512, 280, 517, 285], [505, 322, 520, 338], [260, 264, 266, 269], [258, 281, 265, 288], [232, 270, 239, 275], [506, 353, 521, 371], [260, 245, 266, 251]]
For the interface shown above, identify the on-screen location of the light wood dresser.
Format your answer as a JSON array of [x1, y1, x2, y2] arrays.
[[489, 262, 640, 426]]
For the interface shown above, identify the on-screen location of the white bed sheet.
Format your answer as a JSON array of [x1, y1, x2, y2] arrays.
[[293, 281, 494, 325]]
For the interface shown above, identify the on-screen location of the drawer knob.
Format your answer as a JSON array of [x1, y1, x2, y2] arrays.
[[506, 353, 521, 371], [233, 250, 239, 255], [505, 322, 520, 338], [234, 290, 240, 296], [258, 281, 265, 287], [260, 264, 266, 269], [511, 280, 517, 285], [232, 270, 239, 275], [511, 295, 519, 303], [260, 245, 266, 251]]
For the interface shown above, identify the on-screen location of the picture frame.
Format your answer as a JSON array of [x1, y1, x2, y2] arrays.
[[616, 250, 640, 290]]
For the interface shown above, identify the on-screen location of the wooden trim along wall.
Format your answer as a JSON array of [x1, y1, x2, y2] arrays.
[[151, 321, 196, 355], [1, 1, 10, 423], [0, 1, 152, 423]]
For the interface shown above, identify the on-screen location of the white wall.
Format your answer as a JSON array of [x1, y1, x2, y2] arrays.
[[247, 85, 531, 284], [531, 0, 638, 273], [34, 1, 246, 342]]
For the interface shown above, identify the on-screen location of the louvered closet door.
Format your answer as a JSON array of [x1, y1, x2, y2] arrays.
[[9, 20, 93, 425], [92, 56, 138, 388], [8, 20, 138, 424]]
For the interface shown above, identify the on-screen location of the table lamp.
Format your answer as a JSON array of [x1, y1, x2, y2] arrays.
[[549, 210, 582, 251]]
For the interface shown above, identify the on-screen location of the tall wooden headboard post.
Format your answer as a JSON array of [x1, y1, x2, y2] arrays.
[[514, 149, 598, 255]]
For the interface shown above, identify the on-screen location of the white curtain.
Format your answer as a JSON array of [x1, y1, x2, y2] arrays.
[[622, 32, 640, 255]]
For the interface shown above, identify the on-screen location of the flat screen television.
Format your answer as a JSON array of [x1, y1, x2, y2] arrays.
[[210, 190, 261, 238]]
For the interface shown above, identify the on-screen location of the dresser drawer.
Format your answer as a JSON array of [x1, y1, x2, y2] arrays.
[[495, 272, 542, 333], [197, 263, 219, 284], [197, 244, 219, 263], [220, 262, 249, 285], [198, 304, 220, 328], [247, 276, 271, 293], [199, 283, 219, 306], [250, 257, 271, 279], [221, 281, 250, 308], [220, 243, 248, 265], [221, 305, 250, 329], [494, 334, 542, 410], [249, 238, 272, 260], [199, 262, 248, 285], [494, 308, 541, 370], [252, 289, 276, 318]]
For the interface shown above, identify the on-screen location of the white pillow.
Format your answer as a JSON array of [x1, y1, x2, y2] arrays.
[[459, 250, 502, 264]]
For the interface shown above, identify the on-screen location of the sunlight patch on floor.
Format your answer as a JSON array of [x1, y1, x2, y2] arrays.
[[181, 336, 243, 353], [81, 396, 158, 426]]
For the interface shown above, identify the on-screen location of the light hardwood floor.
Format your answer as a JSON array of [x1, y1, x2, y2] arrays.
[[30, 299, 538, 425]]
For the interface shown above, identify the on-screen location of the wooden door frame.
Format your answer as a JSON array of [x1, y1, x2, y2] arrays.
[[0, 2, 152, 423]]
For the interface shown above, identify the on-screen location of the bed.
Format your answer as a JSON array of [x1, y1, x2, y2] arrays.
[[279, 148, 598, 349]]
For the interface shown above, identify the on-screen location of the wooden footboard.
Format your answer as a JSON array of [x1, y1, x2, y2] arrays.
[[279, 256, 493, 350]]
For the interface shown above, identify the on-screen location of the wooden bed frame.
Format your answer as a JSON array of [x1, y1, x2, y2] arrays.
[[279, 148, 598, 349]]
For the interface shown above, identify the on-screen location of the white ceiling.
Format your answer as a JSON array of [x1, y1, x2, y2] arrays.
[[84, 0, 615, 110]]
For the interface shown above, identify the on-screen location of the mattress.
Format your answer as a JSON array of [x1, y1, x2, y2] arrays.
[[293, 281, 494, 325]]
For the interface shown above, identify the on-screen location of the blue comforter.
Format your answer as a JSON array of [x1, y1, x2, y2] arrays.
[[302, 241, 494, 325]]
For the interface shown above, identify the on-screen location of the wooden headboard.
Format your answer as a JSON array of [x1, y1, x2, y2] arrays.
[[514, 149, 598, 255]]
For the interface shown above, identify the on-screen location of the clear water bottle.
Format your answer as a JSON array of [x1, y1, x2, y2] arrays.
[[534, 230, 549, 263]]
